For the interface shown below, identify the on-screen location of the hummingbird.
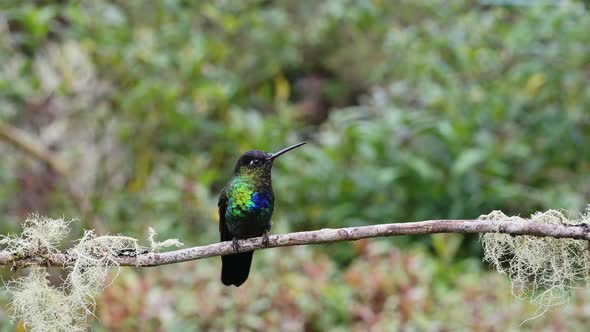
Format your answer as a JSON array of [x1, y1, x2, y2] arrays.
[[219, 142, 306, 287]]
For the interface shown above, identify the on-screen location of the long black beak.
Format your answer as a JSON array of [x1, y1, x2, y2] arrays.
[[268, 142, 306, 161]]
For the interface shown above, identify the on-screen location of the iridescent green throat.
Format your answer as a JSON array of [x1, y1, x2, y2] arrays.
[[225, 173, 273, 220]]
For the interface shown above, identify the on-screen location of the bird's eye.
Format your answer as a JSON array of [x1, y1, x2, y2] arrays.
[[249, 159, 261, 166]]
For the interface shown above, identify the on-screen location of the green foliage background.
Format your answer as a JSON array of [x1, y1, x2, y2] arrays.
[[1, 0, 589, 330]]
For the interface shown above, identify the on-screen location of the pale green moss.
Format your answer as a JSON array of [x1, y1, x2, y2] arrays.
[[479, 207, 590, 318], [0, 214, 72, 256], [1, 215, 183, 331]]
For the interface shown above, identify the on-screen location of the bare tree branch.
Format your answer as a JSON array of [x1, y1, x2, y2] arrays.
[[0, 122, 67, 175], [1, 218, 589, 268], [0, 122, 107, 234]]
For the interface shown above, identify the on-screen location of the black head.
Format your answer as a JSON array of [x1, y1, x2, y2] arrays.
[[233, 150, 272, 173], [233, 142, 306, 175]]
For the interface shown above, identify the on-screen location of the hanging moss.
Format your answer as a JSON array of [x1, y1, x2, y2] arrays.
[[480, 207, 590, 319], [1, 215, 182, 331]]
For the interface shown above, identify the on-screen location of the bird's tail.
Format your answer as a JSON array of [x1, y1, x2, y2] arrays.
[[221, 251, 254, 287]]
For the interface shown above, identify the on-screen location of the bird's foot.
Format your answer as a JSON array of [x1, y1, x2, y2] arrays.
[[262, 230, 270, 247], [231, 238, 240, 252]]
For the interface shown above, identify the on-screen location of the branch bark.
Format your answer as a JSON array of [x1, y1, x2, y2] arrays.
[[1, 218, 589, 268]]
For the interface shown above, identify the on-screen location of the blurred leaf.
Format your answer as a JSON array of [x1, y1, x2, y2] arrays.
[[452, 149, 485, 175]]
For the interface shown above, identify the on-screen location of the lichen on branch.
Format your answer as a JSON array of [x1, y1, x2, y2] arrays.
[[0, 214, 71, 257], [2, 208, 590, 329], [0, 214, 182, 332], [479, 208, 590, 316]]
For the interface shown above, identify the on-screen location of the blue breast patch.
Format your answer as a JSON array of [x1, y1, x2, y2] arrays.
[[251, 192, 270, 210]]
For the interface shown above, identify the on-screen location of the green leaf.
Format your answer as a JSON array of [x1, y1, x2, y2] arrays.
[[452, 149, 485, 175]]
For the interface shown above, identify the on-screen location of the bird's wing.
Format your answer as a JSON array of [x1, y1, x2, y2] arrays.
[[218, 186, 232, 242]]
